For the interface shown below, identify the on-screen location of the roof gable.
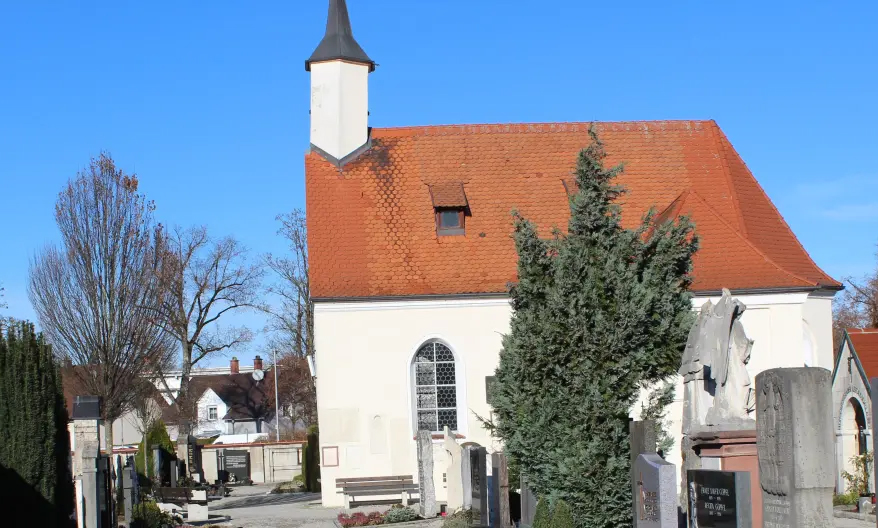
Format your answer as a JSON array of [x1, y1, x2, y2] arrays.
[[846, 329, 878, 383], [305, 120, 839, 299], [833, 330, 873, 396]]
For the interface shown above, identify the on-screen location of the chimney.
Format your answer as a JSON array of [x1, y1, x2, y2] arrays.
[[254, 355, 263, 371], [230, 357, 240, 374], [306, 0, 375, 166]]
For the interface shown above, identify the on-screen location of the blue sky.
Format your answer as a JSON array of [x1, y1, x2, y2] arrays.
[[1, 1, 876, 365]]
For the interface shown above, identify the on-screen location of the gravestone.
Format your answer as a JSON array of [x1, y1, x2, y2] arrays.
[[72, 396, 103, 528], [470, 446, 489, 527], [519, 476, 537, 528], [224, 450, 251, 482], [756, 368, 834, 528], [491, 453, 512, 528], [416, 430, 438, 518], [633, 454, 676, 527], [461, 446, 474, 510], [687, 469, 751, 527], [630, 419, 657, 524], [444, 427, 464, 512]]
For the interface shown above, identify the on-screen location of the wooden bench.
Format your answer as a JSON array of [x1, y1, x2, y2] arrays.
[[336, 475, 419, 508], [156, 487, 209, 505]]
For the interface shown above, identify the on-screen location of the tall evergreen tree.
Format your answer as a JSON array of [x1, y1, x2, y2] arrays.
[[492, 128, 698, 528], [0, 321, 74, 526]]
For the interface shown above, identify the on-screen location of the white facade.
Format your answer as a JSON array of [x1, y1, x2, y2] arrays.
[[314, 290, 835, 507], [195, 388, 229, 437], [310, 60, 370, 161]]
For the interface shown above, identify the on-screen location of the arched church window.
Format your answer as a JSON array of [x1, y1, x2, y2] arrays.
[[413, 341, 458, 432]]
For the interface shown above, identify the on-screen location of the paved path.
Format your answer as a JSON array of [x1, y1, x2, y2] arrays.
[[195, 486, 875, 528]]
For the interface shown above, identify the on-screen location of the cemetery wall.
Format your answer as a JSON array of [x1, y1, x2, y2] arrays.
[[313, 290, 834, 507]]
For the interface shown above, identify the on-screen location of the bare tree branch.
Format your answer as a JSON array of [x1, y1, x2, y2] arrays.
[[833, 249, 878, 348], [28, 153, 176, 468]]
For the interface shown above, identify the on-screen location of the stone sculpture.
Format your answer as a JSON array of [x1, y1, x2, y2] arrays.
[[679, 288, 755, 433]]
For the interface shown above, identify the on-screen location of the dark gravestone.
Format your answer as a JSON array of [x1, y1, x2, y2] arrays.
[[224, 450, 250, 482], [470, 447, 488, 527], [688, 469, 751, 528], [519, 476, 538, 528], [491, 453, 512, 528]]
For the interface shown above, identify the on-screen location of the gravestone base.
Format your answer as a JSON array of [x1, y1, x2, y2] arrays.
[[690, 428, 762, 528]]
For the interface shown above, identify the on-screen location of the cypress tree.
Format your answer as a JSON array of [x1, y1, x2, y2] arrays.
[[551, 500, 574, 528], [492, 128, 697, 528], [0, 321, 74, 526], [532, 498, 552, 528]]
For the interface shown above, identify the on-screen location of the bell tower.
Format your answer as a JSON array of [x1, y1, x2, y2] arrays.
[[306, 0, 375, 166]]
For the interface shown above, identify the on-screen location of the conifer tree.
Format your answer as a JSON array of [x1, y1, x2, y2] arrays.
[[492, 128, 698, 528], [0, 321, 74, 526]]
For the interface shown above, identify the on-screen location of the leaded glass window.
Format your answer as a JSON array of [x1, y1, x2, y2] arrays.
[[414, 341, 458, 432]]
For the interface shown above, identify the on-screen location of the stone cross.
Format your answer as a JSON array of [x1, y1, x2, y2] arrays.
[[416, 430, 437, 518], [634, 454, 676, 528], [756, 368, 834, 528], [687, 469, 752, 528], [443, 426, 464, 512]]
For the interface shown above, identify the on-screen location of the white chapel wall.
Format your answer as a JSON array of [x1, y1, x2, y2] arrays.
[[314, 290, 835, 507]]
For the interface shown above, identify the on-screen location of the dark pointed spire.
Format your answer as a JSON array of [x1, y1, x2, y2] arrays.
[[306, 0, 374, 72]]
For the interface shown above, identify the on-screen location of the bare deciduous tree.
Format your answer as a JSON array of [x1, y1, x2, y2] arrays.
[[28, 153, 175, 465], [263, 210, 313, 359], [834, 254, 878, 349], [149, 226, 263, 435], [274, 355, 317, 431]]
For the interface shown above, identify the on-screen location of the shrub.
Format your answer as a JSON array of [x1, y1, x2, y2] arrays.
[[384, 506, 419, 523], [337, 511, 386, 527], [551, 500, 573, 528], [842, 451, 874, 497], [271, 479, 303, 494], [135, 420, 174, 479], [443, 508, 473, 528], [131, 501, 179, 528], [532, 498, 552, 528], [834, 491, 859, 507], [492, 129, 697, 528]]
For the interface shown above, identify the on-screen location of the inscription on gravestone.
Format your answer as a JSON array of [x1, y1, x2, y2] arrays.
[[688, 469, 751, 528], [224, 450, 250, 481]]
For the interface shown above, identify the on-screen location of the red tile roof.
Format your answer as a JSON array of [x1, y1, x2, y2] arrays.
[[305, 120, 839, 299], [848, 329, 878, 381]]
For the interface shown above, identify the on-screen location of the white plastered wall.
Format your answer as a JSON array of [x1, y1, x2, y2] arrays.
[[315, 290, 835, 506]]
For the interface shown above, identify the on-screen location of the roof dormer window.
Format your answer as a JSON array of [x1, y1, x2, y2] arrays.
[[429, 182, 468, 237]]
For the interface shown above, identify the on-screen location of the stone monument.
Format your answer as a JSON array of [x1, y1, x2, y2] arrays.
[[630, 419, 657, 524], [416, 430, 438, 518], [519, 475, 537, 528], [491, 452, 512, 528], [756, 368, 834, 528], [687, 469, 752, 528], [72, 396, 103, 528], [679, 289, 761, 521], [634, 454, 677, 528], [444, 426, 464, 512], [470, 446, 489, 527], [461, 445, 474, 510]]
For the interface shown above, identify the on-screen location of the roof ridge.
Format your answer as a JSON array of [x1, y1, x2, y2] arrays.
[[713, 127, 840, 288], [708, 121, 748, 237], [847, 328, 878, 333], [685, 191, 817, 288], [373, 120, 713, 136]]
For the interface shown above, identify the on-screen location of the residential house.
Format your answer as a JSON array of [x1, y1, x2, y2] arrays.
[[302, 0, 842, 507]]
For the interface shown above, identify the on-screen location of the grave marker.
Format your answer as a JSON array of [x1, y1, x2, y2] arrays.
[[687, 469, 751, 528], [756, 368, 834, 528], [633, 453, 676, 528], [470, 446, 488, 527], [417, 430, 438, 518]]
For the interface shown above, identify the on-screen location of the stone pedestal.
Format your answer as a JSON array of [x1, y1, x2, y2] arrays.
[[690, 429, 762, 528]]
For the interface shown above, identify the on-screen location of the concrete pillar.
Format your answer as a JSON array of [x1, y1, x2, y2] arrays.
[[72, 396, 103, 528]]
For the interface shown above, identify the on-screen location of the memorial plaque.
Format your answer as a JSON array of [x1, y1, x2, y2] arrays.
[[224, 450, 250, 482], [688, 469, 751, 528]]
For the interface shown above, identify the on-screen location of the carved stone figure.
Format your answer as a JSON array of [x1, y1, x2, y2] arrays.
[[679, 288, 755, 434]]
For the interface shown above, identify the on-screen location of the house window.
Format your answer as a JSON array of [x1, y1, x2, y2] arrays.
[[208, 406, 218, 421], [413, 341, 458, 432]]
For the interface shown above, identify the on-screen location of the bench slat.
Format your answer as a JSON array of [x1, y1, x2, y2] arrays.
[[344, 487, 419, 497], [340, 480, 414, 490], [336, 475, 413, 486]]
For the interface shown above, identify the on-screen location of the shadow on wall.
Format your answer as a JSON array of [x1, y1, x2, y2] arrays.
[[0, 462, 73, 527]]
